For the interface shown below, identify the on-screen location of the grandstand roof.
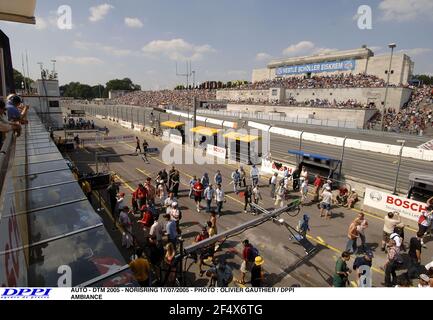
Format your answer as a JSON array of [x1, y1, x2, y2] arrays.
[[267, 47, 373, 69]]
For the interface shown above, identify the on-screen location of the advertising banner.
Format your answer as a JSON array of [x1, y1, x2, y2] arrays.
[[363, 188, 427, 222], [170, 134, 183, 145], [206, 145, 226, 159], [260, 159, 296, 177], [418, 139, 433, 151], [276, 59, 356, 76]]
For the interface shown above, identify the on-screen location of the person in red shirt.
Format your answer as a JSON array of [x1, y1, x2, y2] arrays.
[[193, 180, 204, 213], [336, 185, 349, 206], [135, 184, 148, 210], [313, 175, 323, 203], [195, 226, 212, 276], [138, 204, 154, 231]]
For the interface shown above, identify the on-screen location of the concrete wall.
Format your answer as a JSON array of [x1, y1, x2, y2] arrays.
[[252, 68, 272, 82], [227, 104, 376, 128], [217, 87, 412, 111]]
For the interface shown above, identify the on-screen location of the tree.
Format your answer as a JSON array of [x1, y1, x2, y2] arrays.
[[60, 82, 93, 99], [104, 78, 141, 96], [92, 84, 106, 98], [13, 69, 33, 91], [414, 74, 433, 85]]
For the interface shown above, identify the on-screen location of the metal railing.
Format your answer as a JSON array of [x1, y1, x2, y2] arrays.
[[0, 131, 16, 201], [196, 109, 358, 129]]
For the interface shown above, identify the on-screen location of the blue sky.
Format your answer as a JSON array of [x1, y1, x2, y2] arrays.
[[1, 0, 432, 89]]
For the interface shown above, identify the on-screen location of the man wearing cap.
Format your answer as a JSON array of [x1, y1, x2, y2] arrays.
[[320, 186, 333, 219], [0, 100, 21, 137], [207, 258, 233, 287], [250, 256, 265, 287], [353, 252, 373, 287], [6, 95, 29, 123]]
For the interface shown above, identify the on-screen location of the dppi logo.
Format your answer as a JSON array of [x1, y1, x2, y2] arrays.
[[1, 288, 51, 299]]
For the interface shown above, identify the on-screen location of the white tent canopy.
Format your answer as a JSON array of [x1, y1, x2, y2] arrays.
[[0, 0, 36, 24]]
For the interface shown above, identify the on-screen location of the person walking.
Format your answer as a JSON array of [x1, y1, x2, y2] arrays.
[[135, 136, 142, 153], [215, 184, 225, 217], [333, 251, 351, 287], [206, 258, 233, 287], [214, 170, 223, 186], [201, 172, 210, 190], [189, 176, 197, 199], [204, 184, 215, 213], [244, 186, 253, 214], [250, 165, 260, 187], [168, 166, 176, 191], [193, 178, 204, 212], [231, 170, 240, 194], [141, 139, 150, 163], [269, 173, 278, 199], [171, 170, 180, 198]]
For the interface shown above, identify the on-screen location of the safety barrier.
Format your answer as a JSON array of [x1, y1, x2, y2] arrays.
[[250, 121, 433, 162]]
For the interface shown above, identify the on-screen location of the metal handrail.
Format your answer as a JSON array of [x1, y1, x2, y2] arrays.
[[0, 131, 15, 190]]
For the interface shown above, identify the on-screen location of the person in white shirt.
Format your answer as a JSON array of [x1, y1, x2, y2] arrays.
[[300, 166, 308, 181], [215, 184, 225, 217], [164, 192, 178, 214], [116, 192, 126, 215], [149, 216, 164, 246], [320, 186, 333, 219], [250, 165, 260, 187], [156, 181, 167, 207], [269, 173, 278, 198], [300, 177, 309, 204], [275, 181, 286, 208]]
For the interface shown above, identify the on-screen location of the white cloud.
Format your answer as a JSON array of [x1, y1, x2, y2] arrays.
[[398, 48, 433, 56], [314, 47, 338, 55], [124, 17, 144, 28], [255, 52, 272, 61], [282, 41, 337, 57], [142, 38, 215, 61], [56, 56, 103, 65], [282, 41, 315, 56], [379, 0, 433, 21], [35, 16, 48, 30], [89, 4, 114, 22]]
